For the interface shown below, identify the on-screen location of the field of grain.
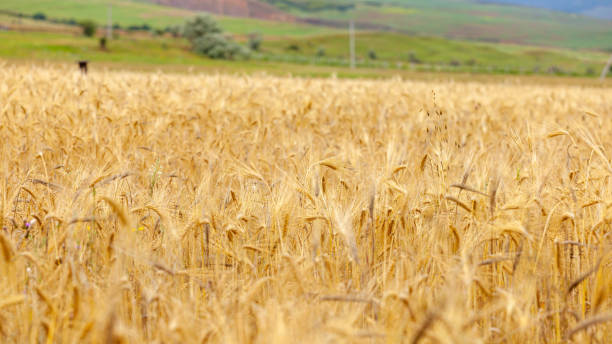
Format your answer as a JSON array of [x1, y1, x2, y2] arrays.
[[0, 63, 610, 343]]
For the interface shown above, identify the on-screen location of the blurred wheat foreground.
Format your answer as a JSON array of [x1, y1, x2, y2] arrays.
[[0, 63, 611, 343]]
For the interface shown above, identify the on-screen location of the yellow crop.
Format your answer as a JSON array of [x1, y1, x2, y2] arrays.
[[0, 63, 610, 343]]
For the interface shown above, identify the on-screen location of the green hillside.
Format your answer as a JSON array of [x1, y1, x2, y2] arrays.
[[0, 0, 330, 36], [4, 0, 611, 50], [0, 23, 607, 78], [0, 0, 610, 79], [261, 0, 612, 50], [260, 32, 608, 74]]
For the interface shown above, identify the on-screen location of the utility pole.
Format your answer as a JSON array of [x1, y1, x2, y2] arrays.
[[107, 4, 112, 40], [349, 20, 355, 69], [600, 54, 612, 81]]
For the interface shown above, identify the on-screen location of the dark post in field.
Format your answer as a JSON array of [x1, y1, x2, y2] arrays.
[[78, 61, 88, 75]]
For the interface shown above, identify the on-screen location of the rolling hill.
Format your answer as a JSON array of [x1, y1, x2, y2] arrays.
[[254, 0, 612, 50], [0, 0, 331, 36], [0, 0, 610, 79], [137, 0, 612, 50], [2, 0, 611, 51]]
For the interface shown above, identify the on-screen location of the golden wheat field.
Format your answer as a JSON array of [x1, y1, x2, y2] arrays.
[[0, 63, 611, 343]]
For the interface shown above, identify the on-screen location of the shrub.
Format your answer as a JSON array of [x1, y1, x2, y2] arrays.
[[127, 24, 151, 32], [407, 51, 421, 64], [80, 20, 97, 37], [33, 13, 46, 21], [368, 50, 377, 60], [166, 26, 181, 38], [99, 37, 107, 50], [287, 44, 300, 52], [183, 15, 222, 43], [184, 15, 249, 60], [316, 47, 326, 57], [192, 33, 249, 60], [248, 33, 262, 52]]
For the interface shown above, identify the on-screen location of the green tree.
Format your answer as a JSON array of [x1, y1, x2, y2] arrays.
[[184, 16, 249, 60], [183, 15, 222, 43], [248, 33, 262, 52], [32, 12, 46, 21], [368, 50, 377, 60], [193, 34, 249, 60], [80, 20, 97, 37]]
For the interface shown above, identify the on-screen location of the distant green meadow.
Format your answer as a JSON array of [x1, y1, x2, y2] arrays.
[[262, 0, 612, 50], [0, 0, 332, 36], [0, 28, 608, 78], [2, 0, 611, 50], [0, 0, 609, 79], [259, 32, 608, 76]]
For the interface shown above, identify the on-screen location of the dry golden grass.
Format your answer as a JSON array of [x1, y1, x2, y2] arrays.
[[0, 63, 611, 343]]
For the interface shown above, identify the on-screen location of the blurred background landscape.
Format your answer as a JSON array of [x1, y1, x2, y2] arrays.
[[1, 0, 611, 78]]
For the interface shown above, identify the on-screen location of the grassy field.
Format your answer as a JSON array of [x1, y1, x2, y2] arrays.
[[1, 0, 611, 80], [0, 0, 331, 36], [2, 0, 611, 50], [263, 0, 612, 50], [260, 32, 610, 75], [0, 27, 609, 78], [0, 63, 611, 343]]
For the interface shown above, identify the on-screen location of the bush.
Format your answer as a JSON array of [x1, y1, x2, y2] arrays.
[[80, 20, 97, 37], [287, 44, 300, 52], [99, 37, 107, 50], [248, 33, 262, 52], [166, 26, 181, 38], [184, 15, 249, 60], [183, 15, 222, 43], [407, 51, 421, 64], [316, 47, 326, 57], [368, 50, 377, 60], [127, 24, 151, 32], [33, 13, 46, 21], [192, 33, 248, 60]]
